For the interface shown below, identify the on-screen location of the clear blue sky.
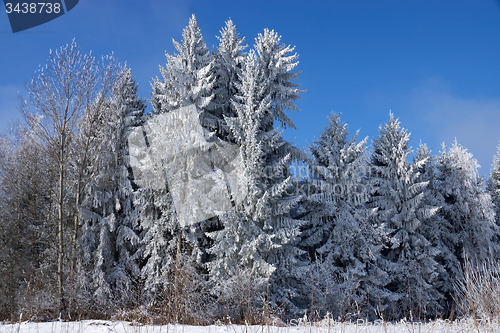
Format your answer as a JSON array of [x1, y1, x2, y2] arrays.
[[1, 0, 499, 176]]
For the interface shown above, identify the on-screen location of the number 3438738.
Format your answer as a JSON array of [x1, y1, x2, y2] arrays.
[[5, 3, 61, 14]]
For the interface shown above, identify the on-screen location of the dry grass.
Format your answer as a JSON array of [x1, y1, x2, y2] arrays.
[[455, 255, 500, 322], [6, 255, 500, 332]]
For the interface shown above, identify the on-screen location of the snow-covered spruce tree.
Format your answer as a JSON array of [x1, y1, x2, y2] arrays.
[[148, 15, 220, 270], [435, 141, 499, 264], [142, 16, 224, 318], [254, 29, 304, 129], [206, 52, 276, 316], [66, 54, 121, 316], [133, 159, 214, 321], [368, 113, 442, 318], [150, 14, 217, 133], [211, 19, 248, 141], [105, 67, 145, 307], [413, 144, 456, 311], [207, 50, 306, 317], [487, 144, 500, 228], [76, 67, 145, 312], [300, 113, 388, 320], [134, 188, 176, 304], [206, 210, 271, 322]]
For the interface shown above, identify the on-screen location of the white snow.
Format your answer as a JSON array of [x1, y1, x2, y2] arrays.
[[1, 319, 499, 333]]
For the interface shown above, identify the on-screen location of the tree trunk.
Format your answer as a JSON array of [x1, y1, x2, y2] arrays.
[[57, 134, 65, 317], [176, 226, 182, 258], [67, 186, 80, 318]]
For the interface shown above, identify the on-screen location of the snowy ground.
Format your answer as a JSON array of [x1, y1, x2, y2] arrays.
[[1, 319, 500, 333]]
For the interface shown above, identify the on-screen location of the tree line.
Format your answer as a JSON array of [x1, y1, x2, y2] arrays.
[[1, 15, 500, 323]]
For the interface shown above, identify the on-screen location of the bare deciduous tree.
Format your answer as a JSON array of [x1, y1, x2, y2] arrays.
[[21, 40, 119, 316]]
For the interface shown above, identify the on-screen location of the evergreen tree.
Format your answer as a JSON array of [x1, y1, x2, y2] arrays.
[[150, 14, 217, 134], [212, 19, 248, 140], [107, 67, 145, 306], [77, 67, 145, 311], [208, 50, 306, 315], [413, 144, 456, 309], [369, 113, 442, 317], [254, 29, 304, 129], [300, 113, 387, 319], [148, 15, 224, 274], [135, 188, 178, 306], [207, 50, 278, 298], [435, 141, 499, 263]]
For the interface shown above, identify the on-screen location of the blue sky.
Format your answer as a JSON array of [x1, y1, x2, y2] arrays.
[[1, 0, 499, 176]]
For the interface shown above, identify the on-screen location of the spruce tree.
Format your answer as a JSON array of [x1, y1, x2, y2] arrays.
[[77, 67, 145, 311], [435, 141, 499, 263], [211, 19, 248, 140], [107, 67, 145, 306], [413, 144, 455, 309], [135, 188, 178, 305], [148, 15, 223, 273], [254, 29, 304, 129], [208, 50, 306, 315], [301, 113, 387, 319], [369, 113, 442, 317], [150, 14, 217, 134]]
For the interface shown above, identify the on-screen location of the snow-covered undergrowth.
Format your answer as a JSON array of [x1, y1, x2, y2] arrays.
[[2, 319, 500, 333]]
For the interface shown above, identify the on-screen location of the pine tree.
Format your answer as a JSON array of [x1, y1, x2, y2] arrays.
[[300, 113, 387, 319], [435, 141, 499, 263], [369, 113, 442, 317]]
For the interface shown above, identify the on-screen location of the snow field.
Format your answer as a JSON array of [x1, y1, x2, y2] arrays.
[[2, 319, 500, 333]]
